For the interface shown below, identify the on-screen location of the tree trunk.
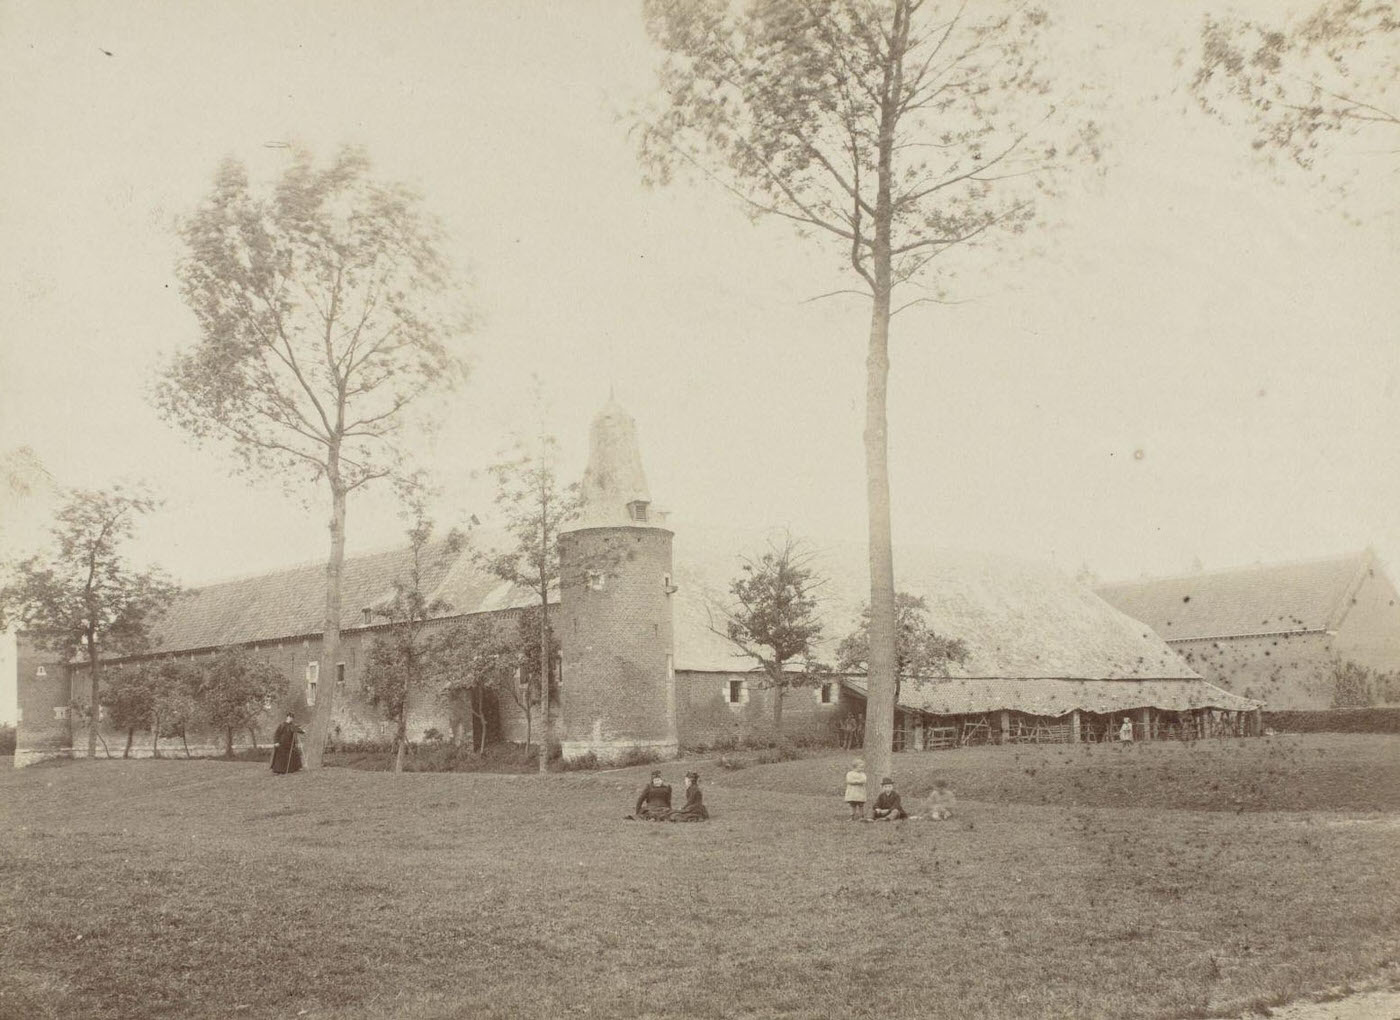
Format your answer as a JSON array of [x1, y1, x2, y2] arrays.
[[772, 682, 785, 734], [394, 714, 407, 774], [859, 20, 904, 794], [225, 726, 234, 759], [306, 476, 348, 769], [152, 713, 161, 758], [181, 730, 192, 758], [538, 562, 551, 772], [248, 726, 259, 751], [124, 728, 133, 759], [86, 639, 100, 760]]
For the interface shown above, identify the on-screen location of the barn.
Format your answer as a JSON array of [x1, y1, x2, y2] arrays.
[[1097, 551, 1400, 709], [669, 532, 1261, 749]]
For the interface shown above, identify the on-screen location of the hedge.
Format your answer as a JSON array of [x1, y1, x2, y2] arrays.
[[1263, 708, 1400, 734]]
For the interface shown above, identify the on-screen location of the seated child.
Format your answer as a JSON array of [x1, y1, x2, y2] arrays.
[[918, 780, 955, 820], [843, 758, 868, 820], [871, 777, 907, 821], [627, 770, 673, 820]]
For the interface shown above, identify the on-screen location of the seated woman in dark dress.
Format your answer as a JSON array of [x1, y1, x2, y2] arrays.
[[628, 770, 673, 820], [669, 771, 709, 822]]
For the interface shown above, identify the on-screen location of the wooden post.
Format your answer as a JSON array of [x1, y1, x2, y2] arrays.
[[999, 710, 1011, 745], [1138, 707, 1151, 741], [1070, 709, 1081, 743], [1252, 707, 1263, 736]]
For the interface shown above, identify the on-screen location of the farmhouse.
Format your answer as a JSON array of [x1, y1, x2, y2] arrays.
[[14, 400, 1260, 766], [1096, 552, 1400, 709]]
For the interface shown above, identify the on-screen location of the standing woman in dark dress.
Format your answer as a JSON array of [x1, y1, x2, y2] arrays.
[[271, 713, 305, 774]]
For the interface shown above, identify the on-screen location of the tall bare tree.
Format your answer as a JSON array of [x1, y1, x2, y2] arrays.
[[0, 486, 179, 759], [638, 0, 1098, 784], [157, 147, 470, 768]]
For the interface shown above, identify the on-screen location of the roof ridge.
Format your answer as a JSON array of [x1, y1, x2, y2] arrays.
[[180, 535, 460, 591], [1096, 548, 1370, 590]]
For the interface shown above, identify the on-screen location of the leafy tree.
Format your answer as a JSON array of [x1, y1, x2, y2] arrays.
[[0, 486, 179, 759], [1191, 2, 1399, 182], [836, 591, 968, 701], [638, 0, 1100, 786], [103, 665, 158, 758], [712, 533, 828, 731], [157, 147, 471, 768], [362, 496, 463, 773], [1329, 658, 1376, 708], [199, 647, 289, 758], [152, 660, 202, 758], [476, 430, 580, 769], [433, 612, 525, 753]]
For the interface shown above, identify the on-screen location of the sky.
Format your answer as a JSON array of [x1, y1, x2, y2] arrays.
[[2, 1, 1397, 723]]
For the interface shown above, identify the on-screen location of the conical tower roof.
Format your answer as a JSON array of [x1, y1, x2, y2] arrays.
[[571, 398, 661, 530]]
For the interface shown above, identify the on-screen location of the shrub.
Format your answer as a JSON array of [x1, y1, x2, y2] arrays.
[[0, 724, 15, 756], [557, 751, 599, 772], [1262, 708, 1400, 734]]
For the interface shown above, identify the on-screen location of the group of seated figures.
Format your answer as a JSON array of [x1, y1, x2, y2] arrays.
[[626, 769, 709, 822]]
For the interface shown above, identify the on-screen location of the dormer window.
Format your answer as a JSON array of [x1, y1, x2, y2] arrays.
[[362, 607, 373, 625], [628, 500, 649, 523]]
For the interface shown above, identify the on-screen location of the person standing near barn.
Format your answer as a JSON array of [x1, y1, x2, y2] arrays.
[[1118, 717, 1134, 743], [271, 713, 305, 774]]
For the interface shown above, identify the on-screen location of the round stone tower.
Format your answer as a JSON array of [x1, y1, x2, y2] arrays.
[[557, 399, 677, 763]]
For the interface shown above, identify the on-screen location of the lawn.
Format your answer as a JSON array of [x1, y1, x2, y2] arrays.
[[2, 735, 1397, 1019]]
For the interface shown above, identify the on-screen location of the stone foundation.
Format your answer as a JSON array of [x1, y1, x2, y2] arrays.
[[560, 737, 678, 764]]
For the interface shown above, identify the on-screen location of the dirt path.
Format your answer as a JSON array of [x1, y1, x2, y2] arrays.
[[1233, 988, 1400, 1019]]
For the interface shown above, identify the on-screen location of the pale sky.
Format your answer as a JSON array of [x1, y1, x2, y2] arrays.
[[2, 1, 1398, 722]]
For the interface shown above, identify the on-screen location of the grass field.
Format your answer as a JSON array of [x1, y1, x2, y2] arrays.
[[2, 735, 1398, 1019]]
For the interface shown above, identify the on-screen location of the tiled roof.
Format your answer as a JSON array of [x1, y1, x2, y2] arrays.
[[1096, 551, 1373, 642], [143, 523, 1197, 687], [670, 525, 1197, 680], [147, 536, 537, 653], [844, 676, 1260, 716]]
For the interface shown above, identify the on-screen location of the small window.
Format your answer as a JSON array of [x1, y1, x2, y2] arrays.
[[628, 500, 649, 522], [362, 608, 373, 625], [336, 663, 346, 692], [53, 706, 69, 720], [35, 666, 46, 677], [725, 679, 745, 705], [306, 661, 319, 705], [817, 683, 837, 705], [587, 571, 606, 591]]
